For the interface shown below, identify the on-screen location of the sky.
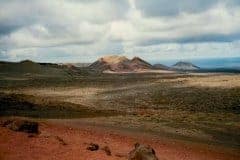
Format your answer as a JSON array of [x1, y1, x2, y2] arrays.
[[0, 0, 240, 63]]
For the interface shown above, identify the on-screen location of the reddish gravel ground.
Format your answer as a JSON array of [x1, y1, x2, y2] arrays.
[[0, 121, 239, 160]]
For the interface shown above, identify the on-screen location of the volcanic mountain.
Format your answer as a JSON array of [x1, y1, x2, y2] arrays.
[[153, 63, 169, 70], [89, 55, 153, 72], [172, 61, 200, 70]]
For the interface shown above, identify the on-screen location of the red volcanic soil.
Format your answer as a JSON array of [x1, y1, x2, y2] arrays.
[[0, 120, 239, 160]]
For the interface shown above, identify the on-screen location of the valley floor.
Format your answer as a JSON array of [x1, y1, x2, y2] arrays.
[[0, 72, 240, 159]]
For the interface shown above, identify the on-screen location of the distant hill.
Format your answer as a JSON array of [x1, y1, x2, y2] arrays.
[[58, 63, 91, 68], [172, 61, 200, 71], [153, 63, 169, 70], [0, 60, 45, 75], [0, 60, 68, 77], [89, 55, 153, 72], [72, 63, 91, 68], [0, 60, 93, 78]]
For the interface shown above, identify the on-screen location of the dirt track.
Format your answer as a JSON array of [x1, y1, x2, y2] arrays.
[[0, 120, 239, 160]]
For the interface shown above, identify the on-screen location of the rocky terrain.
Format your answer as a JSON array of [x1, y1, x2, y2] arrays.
[[1, 117, 239, 160]]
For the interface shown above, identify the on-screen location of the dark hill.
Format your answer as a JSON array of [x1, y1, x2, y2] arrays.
[[0, 60, 72, 78], [172, 61, 200, 71], [153, 64, 169, 70]]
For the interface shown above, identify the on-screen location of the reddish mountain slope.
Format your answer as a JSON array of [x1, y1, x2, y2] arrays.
[[89, 55, 153, 72]]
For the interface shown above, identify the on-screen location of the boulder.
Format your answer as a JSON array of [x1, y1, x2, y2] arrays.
[[6, 119, 39, 133], [128, 143, 158, 160], [0, 119, 14, 127]]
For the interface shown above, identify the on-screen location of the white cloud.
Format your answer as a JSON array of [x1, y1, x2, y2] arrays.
[[109, 2, 240, 44]]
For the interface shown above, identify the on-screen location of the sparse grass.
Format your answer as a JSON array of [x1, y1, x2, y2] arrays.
[[151, 86, 240, 113]]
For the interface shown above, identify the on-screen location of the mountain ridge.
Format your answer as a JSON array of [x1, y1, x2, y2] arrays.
[[89, 55, 153, 72]]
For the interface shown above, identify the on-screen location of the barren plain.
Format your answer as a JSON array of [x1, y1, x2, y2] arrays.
[[0, 70, 240, 160]]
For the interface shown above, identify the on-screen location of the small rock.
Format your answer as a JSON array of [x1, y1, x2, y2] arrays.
[[128, 143, 158, 160], [55, 136, 67, 145], [87, 143, 99, 151], [102, 146, 111, 156], [28, 134, 37, 138], [115, 153, 127, 158]]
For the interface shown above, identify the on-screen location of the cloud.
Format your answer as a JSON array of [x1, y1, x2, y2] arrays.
[[135, 0, 240, 17], [110, 1, 240, 45], [0, 0, 130, 49], [123, 42, 240, 63], [0, 0, 240, 62], [135, 0, 218, 17]]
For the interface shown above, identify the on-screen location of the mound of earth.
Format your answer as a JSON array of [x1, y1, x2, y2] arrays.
[[89, 55, 153, 72], [172, 61, 200, 71]]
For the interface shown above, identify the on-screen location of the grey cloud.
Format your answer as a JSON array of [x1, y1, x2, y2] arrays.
[[138, 33, 240, 46], [135, 0, 240, 17], [177, 33, 240, 43], [135, 0, 218, 17], [0, 24, 20, 36], [0, 0, 130, 48], [0, 0, 130, 33]]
